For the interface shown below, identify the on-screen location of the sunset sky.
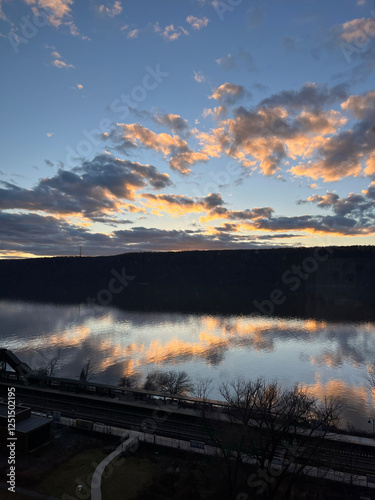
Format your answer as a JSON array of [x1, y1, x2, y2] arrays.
[[0, 0, 375, 258]]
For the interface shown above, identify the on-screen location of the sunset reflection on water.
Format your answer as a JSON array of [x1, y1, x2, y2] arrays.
[[1, 300, 375, 430]]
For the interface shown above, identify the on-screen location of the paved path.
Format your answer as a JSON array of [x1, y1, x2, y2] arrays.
[[91, 432, 138, 500]]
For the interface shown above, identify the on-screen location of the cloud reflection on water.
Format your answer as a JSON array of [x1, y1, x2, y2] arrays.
[[1, 300, 375, 430]]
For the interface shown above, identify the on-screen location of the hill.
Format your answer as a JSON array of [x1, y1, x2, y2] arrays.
[[0, 246, 374, 320]]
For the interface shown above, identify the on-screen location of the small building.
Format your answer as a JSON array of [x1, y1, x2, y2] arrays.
[[0, 402, 52, 452]]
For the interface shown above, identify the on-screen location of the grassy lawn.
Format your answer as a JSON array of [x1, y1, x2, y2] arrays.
[[101, 456, 157, 500], [35, 448, 107, 499]]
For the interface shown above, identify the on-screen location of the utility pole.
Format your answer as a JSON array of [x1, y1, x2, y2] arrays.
[[79, 246, 82, 258]]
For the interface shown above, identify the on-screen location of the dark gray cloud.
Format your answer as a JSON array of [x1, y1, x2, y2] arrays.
[[141, 192, 224, 210], [209, 206, 274, 221], [259, 83, 349, 111], [0, 154, 171, 219], [365, 182, 375, 199], [0, 211, 281, 256], [298, 186, 375, 217], [253, 214, 375, 236]]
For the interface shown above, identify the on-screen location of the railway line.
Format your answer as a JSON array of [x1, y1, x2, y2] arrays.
[[2, 348, 375, 479]]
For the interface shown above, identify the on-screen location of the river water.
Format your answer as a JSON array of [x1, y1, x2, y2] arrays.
[[1, 299, 375, 432]]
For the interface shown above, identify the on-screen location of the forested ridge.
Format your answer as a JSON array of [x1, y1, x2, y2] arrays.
[[0, 246, 374, 320]]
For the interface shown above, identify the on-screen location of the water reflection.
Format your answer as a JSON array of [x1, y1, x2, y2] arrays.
[[1, 300, 375, 431]]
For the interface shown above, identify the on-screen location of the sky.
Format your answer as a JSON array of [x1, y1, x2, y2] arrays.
[[0, 0, 375, 258]]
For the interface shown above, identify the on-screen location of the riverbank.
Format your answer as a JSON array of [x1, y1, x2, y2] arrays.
[[0, 246, 374, 321]]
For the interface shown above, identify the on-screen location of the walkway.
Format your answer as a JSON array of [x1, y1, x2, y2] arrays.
[[91, 432, 139, 500]]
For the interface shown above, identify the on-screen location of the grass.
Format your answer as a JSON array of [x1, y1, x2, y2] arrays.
[[35, 447, 107, 499], [32, 445, 156, 500], [101, 456, 157, 500]]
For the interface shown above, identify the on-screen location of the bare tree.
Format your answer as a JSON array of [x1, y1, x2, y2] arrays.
[[192, 377, 214, 401], [118, 375, 138, 388], [79, 359, 96, 381], [35, 348, 62, 377], [143, 371, 160, 391], [206, 377, 344, 499], [143, 370, 193, 395]]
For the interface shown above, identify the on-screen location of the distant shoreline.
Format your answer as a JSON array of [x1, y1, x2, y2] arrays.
[[0, 246, 374, 321]]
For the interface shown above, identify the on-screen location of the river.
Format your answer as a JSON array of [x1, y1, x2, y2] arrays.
[[1, 299, 375, 432]]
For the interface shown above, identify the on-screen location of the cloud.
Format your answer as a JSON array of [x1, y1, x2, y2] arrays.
[[140, 192, 224, 217], [247, 6, 265, 29], [327, 15, 375, 70], [291, 90, 375, 180], [53, 59, 75, 69], [186, 15, 209, 30], [1, 202, 373, 258], [127, 28, 139, 39], [193, 70, 206, 83], [201, 206, 274, 224], [0, 154, 171, 219], [363, 181, 375, 199], [153, 22, 189, 41], [169, 151, 209, 174], [218, 102, 345, 176], [202, 106, 228, 120], [165, 82, 371, 185], [112, 226, 273, 252], [117, 123, 189, 155], [339, 17, 375, 44], [101, 86, 375, 182], [129, 109, 189, 135], [115, 123, 208, 174], [99, 1, 122, 17], [259, 83, 349, 111], [152, 113, 189, 134], [24, 0, 82, 37], [244, 214, 375, 236], [48, 47, 75, 69], [0, 211, 278, 257], [216, 54, 236, 70], [0, 0, 8, 21], [210, 83, 249, 105], [298, 185, 375, 218], [216, 50, 254, 71]]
